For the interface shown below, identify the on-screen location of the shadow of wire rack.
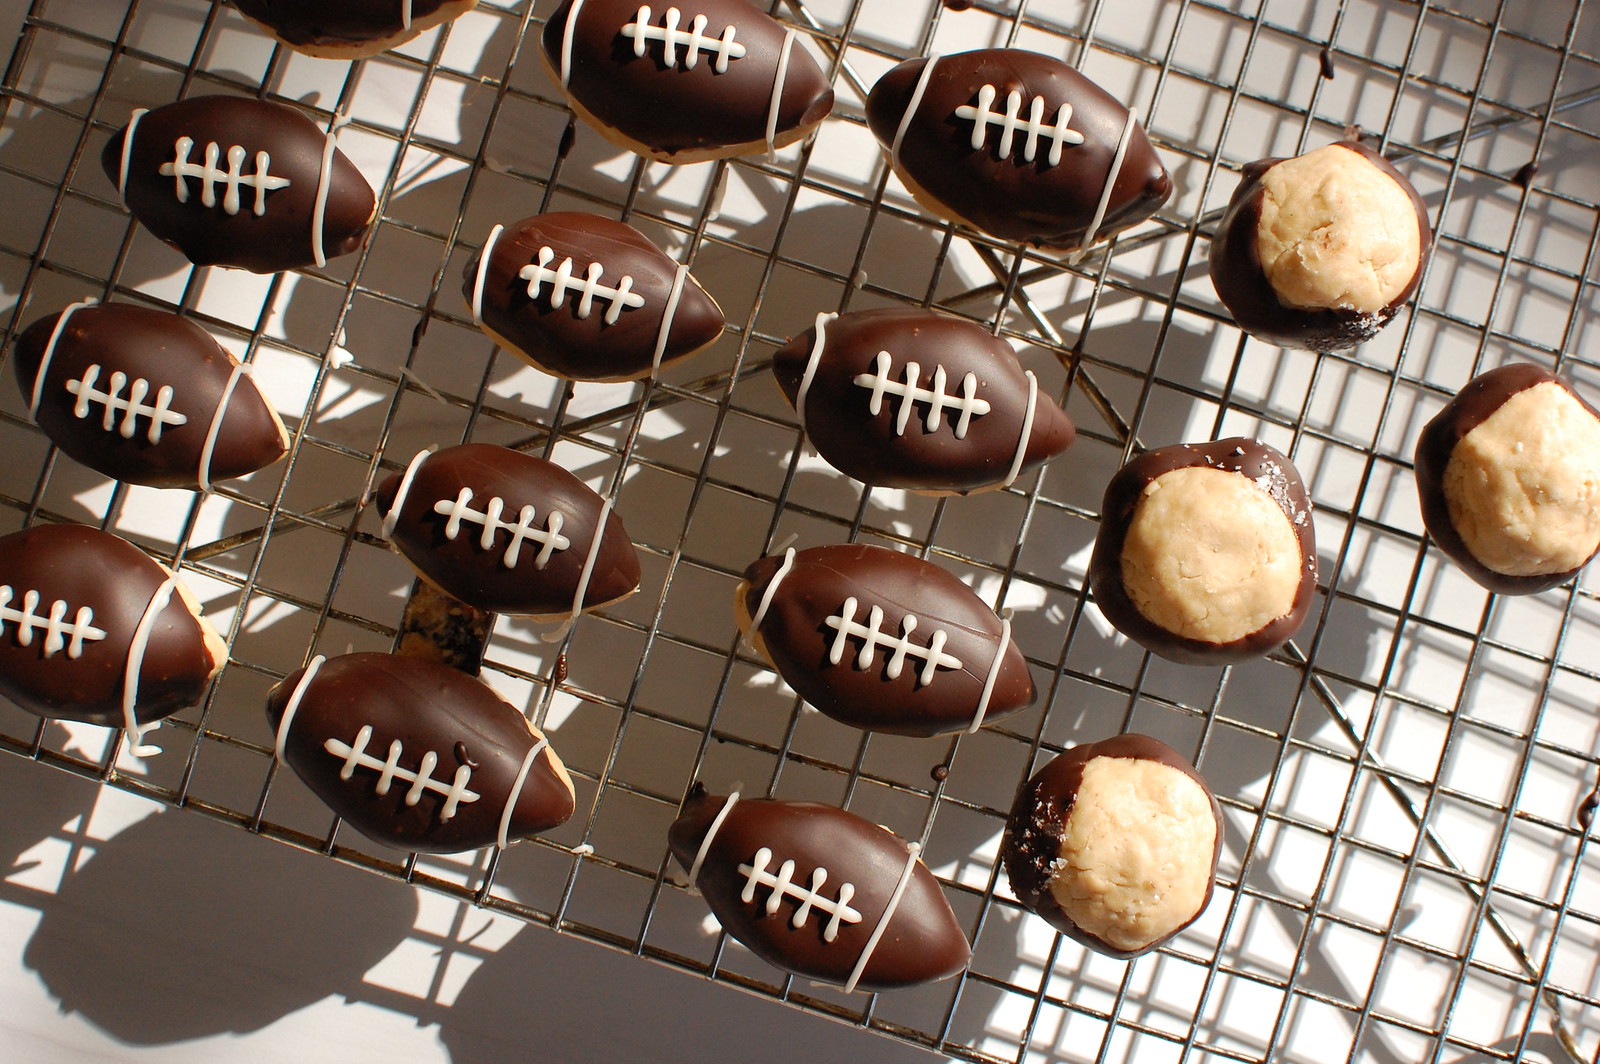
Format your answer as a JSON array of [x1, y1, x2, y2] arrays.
[[0, 0, 1597, 1061]]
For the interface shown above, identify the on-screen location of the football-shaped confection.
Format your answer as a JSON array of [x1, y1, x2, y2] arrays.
[[374, 443, 641, 619], [540, 0, 835, 163], [462, 212, 724, 381], [736, 544, 1034, 736], [1088, 438, 1317, 664], [865, 49, 1171, 250], [265, 652, 576, 852], [231, 0, 479, 59], [1415, 363, 1600, 595], [101, 95, 376, 273], [12, 301, 289, 491], [772, 308, 1075, 494], [1208, 142, 1431, 352], [668, 788, 970, 991], [1002, 734, 1222, 958], [0, 523, 225, 753]]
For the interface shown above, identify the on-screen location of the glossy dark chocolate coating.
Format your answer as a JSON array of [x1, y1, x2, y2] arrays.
[[232, 0, 460, 48], [865, 49, 1171, 249], [1087, 437, 1317, 664], [13, 303, 286, 490], [374, 443, 640, 617], [1414, 363, 1600, 595], [541, 0, 834, 160], [1208, 141, 1431, 352], [772, 308, 1075, 493], [265, 652, 574, 852], [462, 212, 723, 381], [101, 95, 375, 273], [1001, 734, 1222, 959], [668, 788, 970, 990], [741, 544, 1034, 736], [0, 524, 217, 726]]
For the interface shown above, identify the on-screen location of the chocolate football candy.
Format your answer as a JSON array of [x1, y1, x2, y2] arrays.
[[1088, 438, 1317, 664], [540, 0, 835, 163], [463, 212, 724, 381], [374, 444, 641, 619], [232, 0, 479, 58], [1415, 363, 1600, 595], [1209, 142, 1431, 352], [865, 48, 1171, 250], [736, 544, 1033, 737], [12, 301, 288, 491], [668, 788, 970, 991], [102, 95, 376, 273], [266, 652, 576, 852], [772, 308, 1075, 494], [0, 523, 225, 755], [1002, 734, 1222, 958]]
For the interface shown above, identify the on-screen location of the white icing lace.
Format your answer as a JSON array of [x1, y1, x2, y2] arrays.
[[324, 725, 482, 821], [197, 362, 252, 495], [521, 247, 646, 324], [121, 576, 179, 759], [739, 847, 862, 942], [401, 0, 413, 30], [28, 299, 97, 417], [559, 0, 589, 87], [955, 85, 1084, 167], [792, 311, 837, 435], [470, 223, 505, 328], [684, 790, 739, 889], [380, 448, 434, 539], [273, 655, 326, 763], [843, 840, 923, 994], [1001, 370, 1038, 488], [1072, 105, 1140, 262], [764, 27, 797, 156], [432, 488, 571, 569], [968, 608, 1013, 734], [741, 546, 794, 650], [621, 6, 746, 72], [649, 263, 691, 378], [310, 113, 350, 268], [65, 365, 188, 443], [160, 137, 291, 216], [497, 736, 551, 849], [0, 585, 107, 658], [541, 495, 616, 643], [117, 109, 148, 203], [824, 596, 962, 687], [888, 55, 939, 163], [853, 351, 990, 439]]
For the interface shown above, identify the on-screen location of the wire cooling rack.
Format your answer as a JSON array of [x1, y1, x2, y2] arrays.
[[0, 0, 1597, 1061]]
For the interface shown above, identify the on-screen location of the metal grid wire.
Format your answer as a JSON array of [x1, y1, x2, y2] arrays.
[[0, 0, 1597, 1061]]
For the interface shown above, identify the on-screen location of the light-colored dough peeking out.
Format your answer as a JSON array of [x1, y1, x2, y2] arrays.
[[1444, 381, 1600, 577], [1119, 466, 1304, 644], [1049, 756, 1216, 952], [1256, 144, 1421, 314]]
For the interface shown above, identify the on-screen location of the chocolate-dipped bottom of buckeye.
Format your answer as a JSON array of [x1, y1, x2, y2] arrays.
[[540, 0, 835, 163], [1001, 734, 1222, 958], [1088, 438, 1317, 664], [13, 302, 288, 490], [668, 788, 971, 991], [462, 212, 724, 382], [266, 652, 576, 853], [864, 49, 1171, 251], [1208, 142, 1431, 352], [1415, 363, 1600, 595], [231, 0, 479, 59], [771, 308, 1075, 494], [0, 523, 225, 737], [101, 95, 376, 274], [736, 544, 1034, 737]]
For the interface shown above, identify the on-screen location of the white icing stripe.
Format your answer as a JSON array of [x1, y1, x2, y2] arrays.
[[650, 263, 690, 378], [792, 311, 836, 436], [273, 654, 326, 763], [889, 55, 940, 163], [765, 27, 797, 156], [825, 597, 962, 685], [401, 0, 413, 30], [121, 576, 179, 758], [1076, 105, 1139, 257], [497, 736, 550, 849], [685, 790, 740, 888], [541, 494, 616, 643], [380, 447, 434, 539], [471, 223, 505, 329], [117, 108, 149, 202], [29, 299, 97, 417], [843, 840, 924, 994], [197, 361, 251, 494], [560, 0, 588, 87], [310, 113, 349, 269], [741, 546, 794, 649], [967, 608, 1012, 734], [66, 366, 187, 442], [1001, 370, 1038, 488]]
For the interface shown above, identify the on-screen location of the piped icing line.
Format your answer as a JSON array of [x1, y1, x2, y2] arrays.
[[684, 789, 740, 890], [496, 735, 551, 849], [310, 112, 351, 269], [1072, 105, 1139, 263], [324, 727, 481, 819], [66, 366, 187, 442], [1001, 370, 1038, 488], [471, 223, 505, 329], [120, 576, 179, 758], [792, 311, 837, 437], [160, 139, 291, 216], [650, 263, 691, 378], [197, 361, 252, 494], [741, 546, 795, 651], [842, 840, 923, 994], [854, 351, 990, 438], [402, 0, 414, 30], [380, 447, 435, 539], [621, 7, 746, 72], [521, 248, 645, 322], [0, 586, 108, 658], [967, 607, 1013, 734], [954, 86, 1083, 166], [764, 27, 798, 157], [559, 0, 588, 87], [739, 848, 861, 939], [29, 299, 98, 417], [273, 654, 326, 763], [889, 55, 940, 164], [117, 108, 149, 203], [824, 598, 962, 686], [541, 494, 616, 643]]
